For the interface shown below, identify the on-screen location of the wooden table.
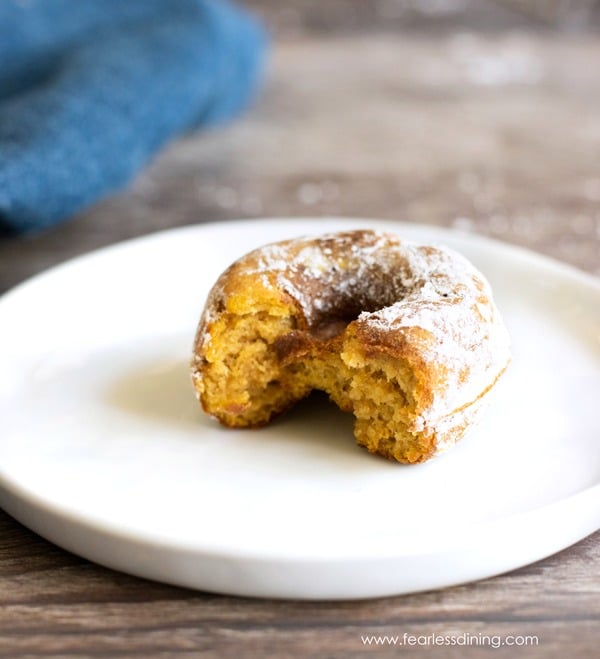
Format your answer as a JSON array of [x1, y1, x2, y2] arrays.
[[1, 2, 599, 656]]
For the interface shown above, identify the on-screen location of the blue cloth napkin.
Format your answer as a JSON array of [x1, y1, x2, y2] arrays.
[[0, 0, 266, 233]]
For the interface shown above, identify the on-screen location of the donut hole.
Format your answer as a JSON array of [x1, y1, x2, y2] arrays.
[[311, 317, 354, 340], [306, 285, 412, 339]]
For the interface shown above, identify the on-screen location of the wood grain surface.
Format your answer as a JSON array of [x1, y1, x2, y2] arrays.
[[1, 1, 599, 657]]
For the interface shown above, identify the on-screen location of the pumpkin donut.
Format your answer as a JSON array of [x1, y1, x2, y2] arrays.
[[191, 230, 510, 463]]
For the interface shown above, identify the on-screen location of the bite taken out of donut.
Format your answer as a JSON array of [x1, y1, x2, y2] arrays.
[[191, 230, 510, 464]]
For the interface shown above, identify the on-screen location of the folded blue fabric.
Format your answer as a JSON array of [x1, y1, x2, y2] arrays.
[[0, 0, 266, 233]]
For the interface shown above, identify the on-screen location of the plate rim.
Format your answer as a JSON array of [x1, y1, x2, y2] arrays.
[[1, 216, 599, 307], [2, 459, 599, 561]]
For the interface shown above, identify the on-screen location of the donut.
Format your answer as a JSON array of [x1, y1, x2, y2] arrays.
[[191, 230, 510, 463]]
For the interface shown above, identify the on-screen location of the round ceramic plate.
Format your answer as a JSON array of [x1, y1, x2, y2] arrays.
[[1, 218, 599, 600]]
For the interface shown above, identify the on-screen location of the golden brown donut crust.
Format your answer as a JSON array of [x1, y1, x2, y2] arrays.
[[191, 230, 510, 463]]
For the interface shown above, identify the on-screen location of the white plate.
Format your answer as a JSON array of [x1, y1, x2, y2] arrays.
[[1, 218, 599, 600]]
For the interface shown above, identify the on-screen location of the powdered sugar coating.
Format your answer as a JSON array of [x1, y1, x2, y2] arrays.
[[193, 230, 511, 446], [353, 242, 511, 433]]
